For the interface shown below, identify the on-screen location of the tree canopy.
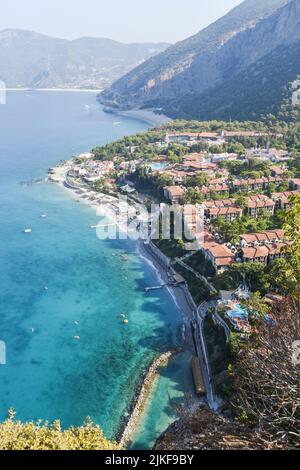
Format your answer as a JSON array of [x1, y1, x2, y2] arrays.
[[0, 411, 121, 451]]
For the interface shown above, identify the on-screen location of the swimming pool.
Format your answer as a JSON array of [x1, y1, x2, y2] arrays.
[[226, 304, 248, 319], [148, 162, 168, 170]]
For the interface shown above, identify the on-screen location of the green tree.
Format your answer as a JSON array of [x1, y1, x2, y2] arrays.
[[183, 188, 204, 204], [242, 292, 270, 318], [93, 178, 109, 193], [234, 194, 247, 209], [184, 173, 208, 188], [282, 194, 300, 297], [265, 258, 294, 295], [232, 297, 300, 447], [226, 263, 270, 293], [0, 410, 121, 450]]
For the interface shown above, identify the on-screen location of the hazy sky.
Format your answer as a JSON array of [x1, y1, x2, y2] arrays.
[[0, 0, 243, 43]]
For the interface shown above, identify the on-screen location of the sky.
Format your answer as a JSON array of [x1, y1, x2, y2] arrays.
[[0, 0, 244, 44]]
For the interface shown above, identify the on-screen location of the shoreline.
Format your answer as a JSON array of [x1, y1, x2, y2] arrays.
[[3, 89, 169, 126], [118, 351, 176, 448], [104, 108, 171, 127], [49, 164, 197, 328], [48, 163, 197, 448], [4, 88, 102, 93]]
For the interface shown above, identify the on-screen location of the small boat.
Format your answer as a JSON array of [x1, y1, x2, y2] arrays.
[[123, 319, 129, 325], [74, 336, 81, 340], [40, 214, 47, 218], [24, 228, 32, 233], [74, 321, 80, 326]]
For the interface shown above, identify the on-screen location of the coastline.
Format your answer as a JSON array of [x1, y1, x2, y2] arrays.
[[118, 351, 176, 448], [4, 88, 102, 93], [49, 164, 196, 329], [106, 108, 171, 127], [2, 89, 169, 126], [48, 163, 197, 448]]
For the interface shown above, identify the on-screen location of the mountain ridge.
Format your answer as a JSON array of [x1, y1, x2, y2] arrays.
[[0, 29, 169, 89], [99, 0, 299, 121]]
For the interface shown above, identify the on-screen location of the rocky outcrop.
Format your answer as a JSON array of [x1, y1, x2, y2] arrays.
[[119, 352, 174, 448], [155, 406, 280, 450], [99, 0, 299, 119], [167, 40, 300, 121]]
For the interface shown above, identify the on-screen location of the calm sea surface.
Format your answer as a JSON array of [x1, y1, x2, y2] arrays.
[[0, 91, 191, 448]]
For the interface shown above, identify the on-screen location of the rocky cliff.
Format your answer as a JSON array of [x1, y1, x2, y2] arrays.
[[99, 0, 300, 120], [155, 406, 280, 450]]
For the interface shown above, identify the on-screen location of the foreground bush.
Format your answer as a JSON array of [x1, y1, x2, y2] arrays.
[[0, 411, 122, 450]]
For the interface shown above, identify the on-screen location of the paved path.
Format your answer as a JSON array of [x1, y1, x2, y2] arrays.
[[213, 311, 231, 344], [174, 258, 218, 295], [196, 301, 220, 411]]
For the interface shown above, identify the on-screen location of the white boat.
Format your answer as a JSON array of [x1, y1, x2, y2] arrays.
[[40, 214, 47, 218], [24, 228, 32, 233]]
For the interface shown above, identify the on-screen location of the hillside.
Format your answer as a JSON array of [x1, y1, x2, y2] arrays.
[[99, 0, 300, 120], [155, 406, 278, 450], [166, 41, 300, 121], [0, 29, 169, 89]]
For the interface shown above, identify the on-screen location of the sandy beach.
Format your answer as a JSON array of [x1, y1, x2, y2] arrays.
[[49, 160, 197, 330], [50, 162, 197, 326], [48, 163, 198, 446]]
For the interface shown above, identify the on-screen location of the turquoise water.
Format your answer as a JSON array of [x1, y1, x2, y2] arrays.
[[129, 349, 195, 450], [148, 162, 168, 171], [227, 304, 248, 319], [0, 91, 185, 444]]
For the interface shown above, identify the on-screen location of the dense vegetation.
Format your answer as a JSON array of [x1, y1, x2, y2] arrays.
[[172, 262, 214, 305], [0, 411, 121, 450], [170, 44, 300, 123], [232, 297, 300, 446], [203, 313, 232, 397], [211, 211, 284, 245], [90, 118, 300, 165]]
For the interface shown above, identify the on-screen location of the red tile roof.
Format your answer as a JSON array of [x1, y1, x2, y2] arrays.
[[270, 166, 285, 176], [204, 198, 236, 209], [205, 243, 235, 267], [233, 177, 286, 187], [242, 246, 270, 259], [164, 186, 185, 197], [242, 242, 289, 259], [240, 230, 285, 244], [272, 190, 300, 200], [209, 207, 243, 217], [246, 195, 274, 209]]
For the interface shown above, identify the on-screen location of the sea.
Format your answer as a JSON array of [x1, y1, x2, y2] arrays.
[[0, 90, 193, 449]]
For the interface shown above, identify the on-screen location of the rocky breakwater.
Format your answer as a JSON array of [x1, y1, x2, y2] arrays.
[[119, 351, 178, 448]]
